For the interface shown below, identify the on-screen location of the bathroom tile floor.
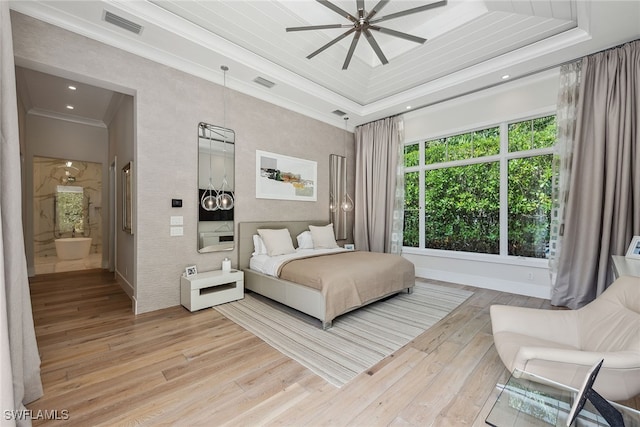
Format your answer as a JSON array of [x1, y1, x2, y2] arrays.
[[34, 253, 102, 275]]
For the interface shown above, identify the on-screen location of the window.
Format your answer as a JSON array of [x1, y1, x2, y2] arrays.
[[56, 185, 85, 234], [403, 115, 556, 259]]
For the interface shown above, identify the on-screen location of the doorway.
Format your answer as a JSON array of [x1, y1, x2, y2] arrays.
[[32, 156, 103, 274], [15, 66, 133, 277]]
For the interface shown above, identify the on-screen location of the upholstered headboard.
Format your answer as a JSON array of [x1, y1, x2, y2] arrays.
[[237, 221, 327, 270]]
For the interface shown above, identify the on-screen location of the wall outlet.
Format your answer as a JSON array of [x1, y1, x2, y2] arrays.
[[527, 272, 534, 281], [170, 226, 184, 236]]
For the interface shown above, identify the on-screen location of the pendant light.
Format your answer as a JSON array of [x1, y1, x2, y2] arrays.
[[216, 65, 234, 211], [200, 123, 219, 211], [341, 117, 354, 212]]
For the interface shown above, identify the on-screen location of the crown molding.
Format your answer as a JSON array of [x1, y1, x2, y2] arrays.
[[9, 0, 612, 128], [28, 108, 107, 129]]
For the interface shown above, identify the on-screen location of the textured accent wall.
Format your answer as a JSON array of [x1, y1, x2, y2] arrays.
[[12, 11, 354, 313]]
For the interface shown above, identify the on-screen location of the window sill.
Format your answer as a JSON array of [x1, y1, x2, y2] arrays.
[[401, 247, 550, 269]]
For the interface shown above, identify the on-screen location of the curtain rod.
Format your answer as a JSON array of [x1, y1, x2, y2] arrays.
[[355, 113, 402, 129]]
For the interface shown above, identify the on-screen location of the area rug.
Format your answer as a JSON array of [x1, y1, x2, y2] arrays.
[[214, 281, 473, 387]]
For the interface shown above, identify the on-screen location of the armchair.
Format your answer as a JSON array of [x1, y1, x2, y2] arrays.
[[490, 275, 640, 401]]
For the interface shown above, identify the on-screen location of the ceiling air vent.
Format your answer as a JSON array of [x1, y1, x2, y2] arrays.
[[253, 77, 276, 89], [332, 110, 347, 117], [103, 10, 144, 35]]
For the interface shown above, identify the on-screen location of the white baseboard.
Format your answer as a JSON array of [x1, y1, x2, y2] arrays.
[[415, 267, 551, 300], [115, 270, 135, 311]]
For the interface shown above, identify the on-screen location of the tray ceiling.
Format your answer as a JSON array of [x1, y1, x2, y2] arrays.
[[8, 0, 640, 127], [151, 0, 576, 104]]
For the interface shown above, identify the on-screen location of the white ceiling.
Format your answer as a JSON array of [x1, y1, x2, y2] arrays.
[[9, 0, 640, 129], [15, 67, 120, 127]]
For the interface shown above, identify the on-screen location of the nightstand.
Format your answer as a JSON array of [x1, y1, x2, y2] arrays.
[[180, 269, 244, 312], [611, 255, 640, 279]]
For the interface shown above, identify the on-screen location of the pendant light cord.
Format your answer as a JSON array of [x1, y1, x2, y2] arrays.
[[217, 65, 234, 210]]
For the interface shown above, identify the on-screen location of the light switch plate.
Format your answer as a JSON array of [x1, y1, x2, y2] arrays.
[[170, 226, 183, 236], [170, 215, 183, 225]]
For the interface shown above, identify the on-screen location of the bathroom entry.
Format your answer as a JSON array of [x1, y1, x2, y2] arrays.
[[56, 185, 85, 236], [33, 156, 103, 274]]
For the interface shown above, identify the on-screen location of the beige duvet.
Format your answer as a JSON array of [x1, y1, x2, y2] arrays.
[[278, 251, 415, 322]]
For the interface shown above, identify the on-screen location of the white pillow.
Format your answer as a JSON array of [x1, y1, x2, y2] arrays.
[[257, 228, 296, 256], [309, 224, 339, 249], [296, 231, 314, 249], [252, 234, 268, 256]]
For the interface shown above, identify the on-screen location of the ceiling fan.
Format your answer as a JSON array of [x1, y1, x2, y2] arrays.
[[286, 0, 447, 70]]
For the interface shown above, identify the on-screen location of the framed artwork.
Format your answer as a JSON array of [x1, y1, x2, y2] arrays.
[[625, 236, 640, 259], [184, 265, 197, 277], [256, 150, 317, 201]]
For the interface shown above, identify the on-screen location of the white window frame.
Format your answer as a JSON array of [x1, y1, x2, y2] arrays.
[[402, 113, 555, 266]]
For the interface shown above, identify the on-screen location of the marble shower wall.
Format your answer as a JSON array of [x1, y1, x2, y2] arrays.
[[33, 156, 103, 258]]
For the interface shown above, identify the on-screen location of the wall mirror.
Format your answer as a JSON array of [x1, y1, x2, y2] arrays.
[[198, 122, 235, 253], [329, 154, 347, 240]]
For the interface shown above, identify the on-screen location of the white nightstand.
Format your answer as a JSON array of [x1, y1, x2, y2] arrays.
[[180, 269, 244, 312], [612, 255, 640, 280]]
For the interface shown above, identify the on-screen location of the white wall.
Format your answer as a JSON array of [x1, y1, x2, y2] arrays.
[[107, 94, 135, 301], [402, 69, 560, 299]]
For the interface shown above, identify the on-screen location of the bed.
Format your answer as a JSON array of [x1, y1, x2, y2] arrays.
[[238, 221, 415, 329]]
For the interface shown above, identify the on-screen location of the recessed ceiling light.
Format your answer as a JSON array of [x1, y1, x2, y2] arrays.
[[406, 105, 412, 110], [68, 85, 77, 90], [66, 105, 74, 110], [501, 74, 510, 80]]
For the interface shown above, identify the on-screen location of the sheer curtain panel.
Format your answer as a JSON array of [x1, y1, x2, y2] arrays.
[[1, 4, 43, 424], [549, 61, 582, 288], [551, 40, 640, 309]]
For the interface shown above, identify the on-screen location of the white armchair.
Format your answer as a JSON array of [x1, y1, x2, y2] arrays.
[[490, 275, 640, 401]]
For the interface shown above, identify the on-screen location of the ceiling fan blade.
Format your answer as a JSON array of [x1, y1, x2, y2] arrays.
[[369, 25, 427, 44], [317, 0, 357, 23], [363, 28, 388, 65], [365, 0, 390, 20], [357, 0, 365, 20], [307, 27, 357, 59], [369, 0, 447, 24], [286, 24, 350, 32], [342, 31, 361, 70]]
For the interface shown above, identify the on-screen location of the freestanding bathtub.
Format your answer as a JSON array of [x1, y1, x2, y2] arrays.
[[55, 237, 92, 260]]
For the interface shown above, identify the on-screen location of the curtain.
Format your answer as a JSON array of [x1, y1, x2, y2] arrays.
[[1, 3, 43, 424], [354, 116, 404, 254], [551, 40, 640, 309], [548, 61, 582, 287]]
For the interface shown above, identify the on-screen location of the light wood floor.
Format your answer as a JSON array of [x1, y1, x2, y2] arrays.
[[27, 269, 639, 426]]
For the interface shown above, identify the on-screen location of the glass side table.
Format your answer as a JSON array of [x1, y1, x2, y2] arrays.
[[485, 370, 640, 426]]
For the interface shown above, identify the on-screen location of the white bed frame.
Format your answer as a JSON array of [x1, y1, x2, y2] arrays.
[[238, 221, 412, 329], [238, 221, 333, 328]]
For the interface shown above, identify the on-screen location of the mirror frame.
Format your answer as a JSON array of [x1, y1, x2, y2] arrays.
[[198, 122, 235, 253]]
